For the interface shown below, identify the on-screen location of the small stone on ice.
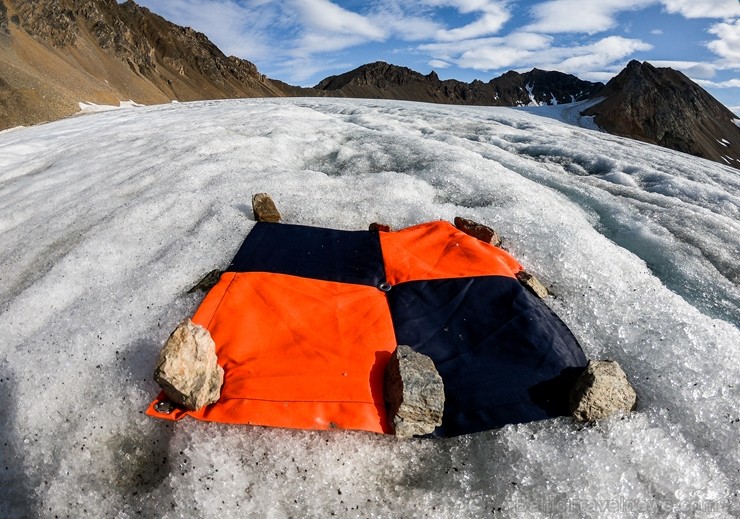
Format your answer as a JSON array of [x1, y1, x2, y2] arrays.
[[252, 192, 282, 222], [516, 270, 550, 299], [187, 269, 222, 293], [384, 345, 445, 438], [570, 360, 637, 422], [369, 222, 392, 232], [454, 216, 502, 247], [154, 319, 224, 411]]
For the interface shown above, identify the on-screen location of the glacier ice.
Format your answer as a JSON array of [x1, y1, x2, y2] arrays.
[[0, 98, 738, 518]]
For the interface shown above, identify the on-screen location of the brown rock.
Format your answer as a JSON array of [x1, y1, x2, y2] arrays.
[[454, 217, 502, 247], [252, 193, 281, 223], [369, 222, 392, 232], [516, 270, 550, 299], [570, 360, 637, 422], [187, 269, 222, 293], [153, 319, 224, 411], [384, 345, 445, 438]]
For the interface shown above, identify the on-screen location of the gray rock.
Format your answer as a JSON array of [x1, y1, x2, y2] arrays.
[[384, 345, 445, 438], [252, 192, 281, 223], [516, 270, 550, 299], [570, 360, 637, 422], [454, 216, 502, 247], [154, 319, 224, 411]]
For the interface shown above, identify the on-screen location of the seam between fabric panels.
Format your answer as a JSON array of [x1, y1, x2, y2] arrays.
[[204, 273, 240, 330], [370, 228, 388, 287], [227, 222, 265, 272]]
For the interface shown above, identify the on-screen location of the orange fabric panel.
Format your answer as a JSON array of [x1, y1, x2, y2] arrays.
[[147, 272, 396, 433], [379, 221, 524, 285]]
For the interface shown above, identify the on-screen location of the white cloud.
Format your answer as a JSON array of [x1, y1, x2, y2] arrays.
[[421, 0, 505, 15], [648, 60, 718, 78], [548, 36, 653, 73], [660, 0, 740, 19], [526, 0, 654, 35], [437, 7, 511, 41], [651, 29, 664, 35], [419, 32, 552, 69], [133, 0, 280, 60], [429, 59, 451, 68], [696, 78, 740, 88], [707, 19, 740, 67], [458, 46, 533, 69], [505, 32, 553, 50], [421, 0, 511, 41], [369, 1, 443, 41], [288, 0, 386, 40], [419, 33, 651, 76], [294, 33, 374, 56], [526, 1, 740, 36]]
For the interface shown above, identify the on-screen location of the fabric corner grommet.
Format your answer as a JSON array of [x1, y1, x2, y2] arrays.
[[154, 401, 175, 414]]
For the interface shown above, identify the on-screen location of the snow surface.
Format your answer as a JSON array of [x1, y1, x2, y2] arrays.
[[0, 98, 738, 518]]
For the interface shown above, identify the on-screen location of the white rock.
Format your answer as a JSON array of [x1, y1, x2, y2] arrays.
[[384, 345, 445, 438], [570, 360, 637, 422], [153, 319, 224, 411], [516, 270, 550, 299]]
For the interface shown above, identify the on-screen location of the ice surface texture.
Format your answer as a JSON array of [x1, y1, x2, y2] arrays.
[[0, 98, 738, 517]]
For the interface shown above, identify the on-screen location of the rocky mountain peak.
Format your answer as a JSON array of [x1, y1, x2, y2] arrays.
[[584, 60, 740, 168], [13, 0, 80, 46], [315, 61, 430, 90], [1, 1, 9, 33], [485, 68, 602, 105], [0, 0, 288, 130]]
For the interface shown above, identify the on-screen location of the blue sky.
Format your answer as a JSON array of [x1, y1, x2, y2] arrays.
[[131, 0, 740, 112]]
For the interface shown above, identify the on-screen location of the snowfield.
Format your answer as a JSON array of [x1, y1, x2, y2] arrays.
[[0, 98, 738, 518]]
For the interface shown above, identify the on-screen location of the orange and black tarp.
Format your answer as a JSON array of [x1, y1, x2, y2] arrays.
[[147, 221, 587, 437]]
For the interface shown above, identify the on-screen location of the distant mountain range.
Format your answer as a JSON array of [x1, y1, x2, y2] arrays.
[[313, 62, 603, 106], [1, 0, 739, 169]]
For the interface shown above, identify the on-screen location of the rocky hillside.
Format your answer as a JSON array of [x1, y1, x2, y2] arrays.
[[314, 61, 602, 106], [584, 60, 740, 168], [0, 0, 288, 129]]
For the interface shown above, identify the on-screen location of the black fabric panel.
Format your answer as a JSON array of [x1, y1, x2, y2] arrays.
[[387, 276, 588, 437], [226, 222, 386, 287]]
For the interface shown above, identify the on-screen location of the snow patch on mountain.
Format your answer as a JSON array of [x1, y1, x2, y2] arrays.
[[77, 100, 145, 114], [518, 98, 603, 131]]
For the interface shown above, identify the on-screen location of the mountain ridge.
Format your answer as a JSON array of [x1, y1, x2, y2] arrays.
[[313, 61, 603, 107], [1, 0, 738, 169]]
